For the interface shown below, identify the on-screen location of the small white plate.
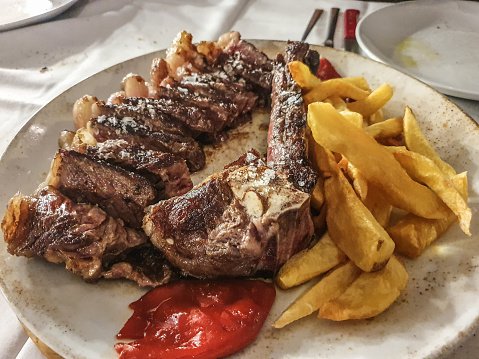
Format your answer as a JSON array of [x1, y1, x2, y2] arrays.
[[356, 0, 479, 100], [0, 0, 79, 32]]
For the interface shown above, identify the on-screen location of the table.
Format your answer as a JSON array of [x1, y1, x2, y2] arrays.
[[0, 1, 477, 358]]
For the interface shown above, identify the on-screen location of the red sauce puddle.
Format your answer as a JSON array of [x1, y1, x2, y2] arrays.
[[115, 279, 276, 359]]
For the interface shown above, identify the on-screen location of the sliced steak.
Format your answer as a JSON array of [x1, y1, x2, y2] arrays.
[[94, 100, 194, 138], [116, 97, 224, 136], [84, 139, 192, 199], [155, 80, 257, 130], [44, 149, 156, 228], [1, 187, 147, 281], [89, 115, 206, 172], [143, 150, 314, 279], [103, 243, 178, 287], [267, 42, 318, 193]]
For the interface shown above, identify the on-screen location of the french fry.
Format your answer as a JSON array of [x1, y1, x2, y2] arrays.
[[308, 102, 449, 219], [388, 172, 468, 258], [311, 179, 325, 211], [340, 110, 363, 128], [347, 161, 368, 200], [276, 233, 347, 290], [362, 183, 392, 228], [403, 106, 456, 178], [303, 78, 370, 105], [325, 96, 348, 111], [273, 261, 361, 328], [317, 256, 408, 321], [324, 162, 395, 272], [347, 83, 393, 117], [364, 117, 403, 139], [368, 108, 384, 124], [387, 146, 471, 236], [288, 61, 322, 89]]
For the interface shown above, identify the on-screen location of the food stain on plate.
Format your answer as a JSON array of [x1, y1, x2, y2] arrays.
[[393, 37, 440, 69]]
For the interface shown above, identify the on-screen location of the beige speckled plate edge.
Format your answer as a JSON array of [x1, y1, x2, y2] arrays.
[[0, 40, 478, 359]]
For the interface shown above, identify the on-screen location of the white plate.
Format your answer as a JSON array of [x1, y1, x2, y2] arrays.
[[1, 41, 479, 359], [0, 0, 79, 32], [356, 0, 479, 100]]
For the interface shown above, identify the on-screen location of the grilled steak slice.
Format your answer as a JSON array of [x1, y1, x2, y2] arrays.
[[112, 96, 224, 136], [155, 80, 257, 130], [143, 150, 314, 279], [94, 100, 195, 138], [267, 42, 318, 193], [214, 32, 274, 105], [103, 243, 178, 287], [1, 187, 147, 281], [89, 115, 206, 172], [44, 149, 156, 228], [84, 139, 193, 199]]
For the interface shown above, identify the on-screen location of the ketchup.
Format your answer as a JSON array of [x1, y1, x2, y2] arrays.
[[316, 58, 342, 80], [115, 280, 276, 359]]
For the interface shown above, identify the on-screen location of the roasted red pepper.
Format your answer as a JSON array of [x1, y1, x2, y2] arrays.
[[316, 58, 342, 80], [115, 279, 276, 359]]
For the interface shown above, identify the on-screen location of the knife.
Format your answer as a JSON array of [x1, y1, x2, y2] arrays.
[[344, 9, 360, 53], [323, 8, 339, 48]]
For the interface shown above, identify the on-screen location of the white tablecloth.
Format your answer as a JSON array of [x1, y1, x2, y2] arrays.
[[0, 1, 478, 358]]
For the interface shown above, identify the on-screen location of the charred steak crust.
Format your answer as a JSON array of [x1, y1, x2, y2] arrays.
[[143, 150, 314, 279], [89, 115, 206, 172], [267, 41, 318, 193], [84, 139, 193, 199], [45, 149, 156, 229], [2, 187, 147, 281]]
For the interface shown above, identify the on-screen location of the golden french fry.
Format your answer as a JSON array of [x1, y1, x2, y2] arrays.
[[368, 108, 384, 124], [311, 179, 325, 211], [317, 256, 408, 321], [388, 172, 468, 258], [403, 106, 456, 178], [288, 61, 322, 89], [347, 83, 393, 117], [362, 183, 392, 228], [308, 102, 449, 219], [324, 163, 395, 272], [347, 161, 368, 200], [364, 117, 403, 139], [308, 138, 338, 178], [275, 233, 347, 290], [388, 147, 471, 236], [303, 78, 370, 105], [341, 77, 371, 91], [325, 96, 348, 111], [273, 261, 361, 328], [340, 110, 363, 128]]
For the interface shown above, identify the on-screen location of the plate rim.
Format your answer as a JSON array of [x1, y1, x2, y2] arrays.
[[0, 0, 79, 32]]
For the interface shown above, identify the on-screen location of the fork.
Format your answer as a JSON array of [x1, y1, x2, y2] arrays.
[[301, 9, 324, 42], [323, 8, 340, 47]]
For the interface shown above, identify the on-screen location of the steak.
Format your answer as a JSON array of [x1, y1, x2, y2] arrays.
[[84, 139, 193, 199], [1, 187, 147, 281], [103, 243, 178, 287], [143, 150, 314, 279], [267, 42, 319, 193], [94, 100, 194, 138], [89, 115, 206, 172], [113, 97, 225, 137], [43, 149, 156, 229]]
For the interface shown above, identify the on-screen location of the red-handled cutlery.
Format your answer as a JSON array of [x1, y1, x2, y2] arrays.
[[344, 9, 360, 53]]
